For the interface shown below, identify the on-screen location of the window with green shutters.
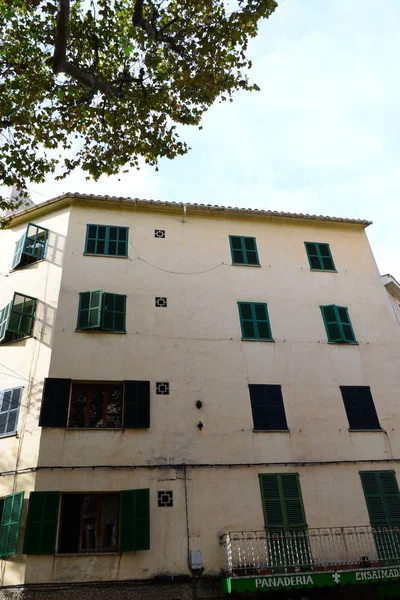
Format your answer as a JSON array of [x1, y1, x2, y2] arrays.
[[0, 492, 24, 557], [360, 471, 400, 563], [304, 242, 336, 271], [23, 491, 60, 555], [320, 305, 356, 343], [0, 293, 37, 344], [77, 291, 126, 332], [85, 225, 128, 257], [11, 223, 48, 271], [238, 302, 272, 340], [229, 236, 260, 266], [259, 473, 309, 569], [0, 387, 22, 436]]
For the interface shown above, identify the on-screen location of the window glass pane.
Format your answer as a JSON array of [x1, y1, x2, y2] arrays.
[[327, 323, 341, 340], [108, 241, 117, 255], [88, 309, 100, 327], [89, 389, 105, 428], [257, 322, 271, 339], [106, 388, 122, 427], [247, 252, 258, 265], [310, 256, 321, 269], [81, 496, 98, 551], [244, 238, 256, 251], [233, 250, 244, 263], [254, 304, 267, 321], [101, 496, 118, 550], [231, 237, 242, 249], [69, 388, 88, 427], [322, 306, 336, 322], [240, 304, 252, 320], [88, 225, 97, 238], [322, 256, 334, 270], [337, 307, 350, 324], [306, 242, 317, 254], [318, 244, 330, 256], [242, 322, 255, 338], [19, 315, 31, 334]]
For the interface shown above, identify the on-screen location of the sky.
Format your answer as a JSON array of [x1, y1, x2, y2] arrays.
[[25, 0, 400, 279]]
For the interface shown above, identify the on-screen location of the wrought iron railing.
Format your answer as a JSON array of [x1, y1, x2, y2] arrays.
[[221, 527, 400, 575]]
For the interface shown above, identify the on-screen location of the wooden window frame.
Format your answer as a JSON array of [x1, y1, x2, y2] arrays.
[[68, 383, 123, 429], [229, 235, 260, 266], [0, 292, 37, 344], [78, 493, 119, 553], [11, 222, 49, 271], [84, 224, 128, 257], [76, 291, 126, 333], [320, 304, 357, 343], [304, 242, 336, 271], [238, 302, 273, 341]]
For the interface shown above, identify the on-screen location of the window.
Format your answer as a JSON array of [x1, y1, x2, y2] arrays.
[[340, 386, 380, 430], [39, 378, 150, 429], [85, 225, 128, 257], [0, 492, 24, 557], [11, 223, 48, 271], [24, 490, 150, 554], [249, 385, 288, 431], [304, 242, 335, 271], [0, 293, 37, 344], [0, 387, 22, 436], [77, 291, 126, 332], [238, 302, 272, 340], [259, 474, 309, 569], [229, 236, 260, 266], [360, 471, 400, 563], [320, 305, 356, 343]]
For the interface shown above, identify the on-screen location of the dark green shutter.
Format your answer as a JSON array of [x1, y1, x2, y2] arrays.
[[11, 235, 26, 270], [77, 291, 102, 330], [360, 471, 400, 526], [123, 381, 150, 428], [304, 242, 335, 271], [119, 489, 150, 552], [340, 386, 380, 430], [337, 306, 356, 342], [259, 473, 306, 531], [0, 492, 24, 557], [249, 385, 288, 430], [39, 378, 71, 427], [238, 302, 272, 340], [24, 492, 60, 554], [0, 301, 11, 343], [229, 236, 259, 265], [8, 294, 37, 336], [320, 305, 356, 343]]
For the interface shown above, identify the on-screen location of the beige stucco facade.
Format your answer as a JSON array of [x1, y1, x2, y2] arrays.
[[1, 195, 400, 598]]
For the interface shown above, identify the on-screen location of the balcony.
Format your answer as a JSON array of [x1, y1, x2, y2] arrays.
[[221, 527, 400, 576]]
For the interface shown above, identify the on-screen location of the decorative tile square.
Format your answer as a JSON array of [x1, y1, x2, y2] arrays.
[[155, 229, 166, 239], [156, 382, 169, 395], [158, 491, 173, 507], [155, 297, 167, 308]]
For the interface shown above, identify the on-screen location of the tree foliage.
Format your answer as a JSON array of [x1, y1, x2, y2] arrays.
[[0, 0, 277, 212]]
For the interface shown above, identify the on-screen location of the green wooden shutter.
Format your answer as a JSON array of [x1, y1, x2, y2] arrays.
[[39, 378, 71, 427], [24, 224, 48, 259], [7, 294, 37, 337], [119, 489, 150, 552], [304, 242, 335, 271], [259, 474, 285, 530], [360, 471, 400, 526], [253, 303, 272, 340], [229, 236, 245, 264], [123, 381, 150, 428], [77, 291, 102, 330], [320, 305, 342, 342], [23, 492, 60, 554], [0, 492, 24, 557], [281, 474, 307, 529], [259, 474, 306, 531], [101, 293, 126, 332], [0, 301, 11, 343], [11, 234, 26, 270]]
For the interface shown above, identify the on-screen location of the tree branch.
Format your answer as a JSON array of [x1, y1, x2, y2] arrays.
[[53, 0, 70, 73], [133, 0, 185, 57]]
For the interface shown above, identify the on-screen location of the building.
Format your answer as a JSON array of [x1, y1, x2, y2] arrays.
[[1, 193, 400, 600], [381, 274, 400, 326]]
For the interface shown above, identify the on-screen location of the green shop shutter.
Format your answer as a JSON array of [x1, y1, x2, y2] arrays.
[[39, 378, 71, 427], [123, 381, 150, 428], [0, 492, 24, 557], [119, 489, 150, 552], [360, 471, 400, 526], [23, 491, 60, 554]]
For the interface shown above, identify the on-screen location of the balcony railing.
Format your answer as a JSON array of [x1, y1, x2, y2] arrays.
[[221, 527, 400, 575]]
